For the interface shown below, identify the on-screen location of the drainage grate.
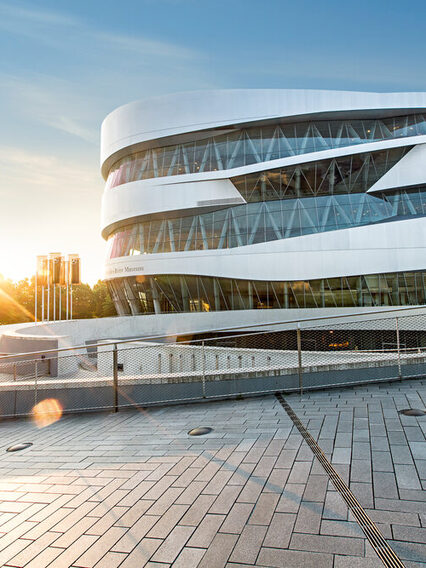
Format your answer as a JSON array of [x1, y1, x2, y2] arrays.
[[188, 427, 212, 436], [398, 408, 425, 416], [6, 442, 33, 452], [275, 393, 405, 568]]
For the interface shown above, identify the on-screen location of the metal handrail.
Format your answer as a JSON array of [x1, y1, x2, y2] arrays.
[[0, 304, 425, 361]]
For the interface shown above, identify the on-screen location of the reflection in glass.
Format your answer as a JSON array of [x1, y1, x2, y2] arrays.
[[107, 271, 426, 316], [105, 114, 426, 188], [107, 185, 426, 258]]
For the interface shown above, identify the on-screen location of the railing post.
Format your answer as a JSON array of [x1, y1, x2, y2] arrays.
[[13, 362, 17, 417], [34, 360, 38, 408], [396, 317, 402, 379], [113, 344, 119, 412], [202, 340, 206, 398], [297, 326, 303, 395]]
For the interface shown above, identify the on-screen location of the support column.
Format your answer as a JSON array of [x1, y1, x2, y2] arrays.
[[181, 277, 190, 312], [150, 280, 161, 314], [213, 279, 220, 311]]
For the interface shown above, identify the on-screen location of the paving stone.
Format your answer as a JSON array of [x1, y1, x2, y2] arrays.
[[22, 545, 64, 568], [237, 476, 266, 503], [388, 540, 426, 563], [390, 444, 415, 465], [334, 556, 384, 567], [334, 433, 352, 448], [115, 499, 155, 527], [289, 533, 365, 556], [295, 501, 324, 536], [229, 524, 267, 564], [394, 464, 422, 489], [257, 546, 333, 568], [399, 488, 426, 501], [374, 497, 424, 513], [303, 475, 329, 502], [320, 519, 364, 538], [208, 485, 242, 514], [392, 524, 426, 544], [113, 515, 160, 552], [0, 539, 37, 567], [48, 534, 99, 568], [352, 444, 372, 460], [332, 447, 352, 464], [404, 427, 425, 442], [387, 431, 407, 445], [372, 451, 393, 472], [202, 470, 233, 495], [351, 459, 372, 483], [263, 467, 289, 493], [73, 526, 128, 567], [173, 546, 206, 568], [228, 462, 256, 486], [350, 482, 374, 509], [364, 509, 420, 526], [370, 437, 389, 452], [287, 461, 312, 484], [275, 449, 298, 468], [92, 551, 127, 568], [373, 471, 398, 498], [117, 538, 162, 567], [220, 502, 254, 534], [187, 513, 225, 547], [179, 494, 215, 526], [323, 490, 347, 520], [409, 441, 426, 460], [262, 511, 296, 549], [197, 532, 238, 568], [5, 531, 59, 567], [53, 516, 99, 548], [248, 493, 279, 525], [150, 525, 195, 564], [276, 483, 304, 513]]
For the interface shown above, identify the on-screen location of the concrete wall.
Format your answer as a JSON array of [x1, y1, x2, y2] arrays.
[[1, 306, 426, 358]]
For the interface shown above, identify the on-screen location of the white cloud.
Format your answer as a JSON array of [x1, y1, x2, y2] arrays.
[[0, 1, 213, 144], [0, 1, 198, 60], [0, 146, 101, 193]]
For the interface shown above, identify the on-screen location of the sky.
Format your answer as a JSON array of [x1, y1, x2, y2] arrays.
[[0, 0, 426, 285]]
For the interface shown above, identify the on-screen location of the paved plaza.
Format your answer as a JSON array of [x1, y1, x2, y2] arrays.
[[0, 378, 424, 567]]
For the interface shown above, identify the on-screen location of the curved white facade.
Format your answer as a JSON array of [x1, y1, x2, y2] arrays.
[[101, 89, 426, 321]]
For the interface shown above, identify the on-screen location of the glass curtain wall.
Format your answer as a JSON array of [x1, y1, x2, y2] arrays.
[[108, 272, 426, 315], [107, 186, 426, 258], [105, 114, 426, 188]]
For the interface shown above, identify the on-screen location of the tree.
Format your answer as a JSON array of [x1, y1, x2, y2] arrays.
[[0, 276, 116, 324], [92, 280, 116, 317]]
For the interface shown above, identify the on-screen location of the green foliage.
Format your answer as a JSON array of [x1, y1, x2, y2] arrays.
[[0, 275, 116, 324]]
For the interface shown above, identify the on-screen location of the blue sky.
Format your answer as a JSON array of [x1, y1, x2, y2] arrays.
[[1, 0, 425, 283]]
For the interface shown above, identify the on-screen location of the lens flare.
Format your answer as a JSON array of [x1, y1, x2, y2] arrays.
[[32, 398, 63, 428]]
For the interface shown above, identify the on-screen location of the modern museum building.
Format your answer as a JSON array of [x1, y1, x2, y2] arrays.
[[100, 89, 426, 332]]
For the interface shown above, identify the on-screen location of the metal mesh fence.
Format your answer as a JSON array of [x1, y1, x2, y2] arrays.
[[1, 308, 425, 418]]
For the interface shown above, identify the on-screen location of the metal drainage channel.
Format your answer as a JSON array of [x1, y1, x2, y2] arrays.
[[275, 393, 405, 568]]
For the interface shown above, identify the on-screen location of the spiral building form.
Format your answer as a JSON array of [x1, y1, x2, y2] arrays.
[[101, 89, 426, 324]]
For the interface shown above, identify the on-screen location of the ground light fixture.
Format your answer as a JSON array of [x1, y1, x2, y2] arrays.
[[188, 427, 213, 436], [6, 442, 33, 452], [398, 408, 426, 416]]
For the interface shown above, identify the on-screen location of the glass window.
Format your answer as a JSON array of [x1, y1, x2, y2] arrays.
[[105, 114, 426, 188], [107, 270, 426, 315]]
